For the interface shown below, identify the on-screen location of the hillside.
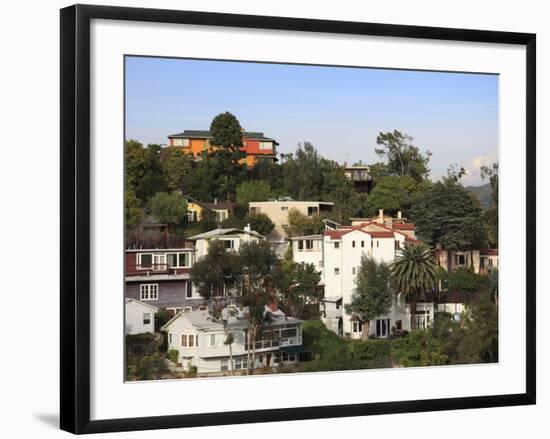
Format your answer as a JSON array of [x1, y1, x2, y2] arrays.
[[466, 183, 493, 209]]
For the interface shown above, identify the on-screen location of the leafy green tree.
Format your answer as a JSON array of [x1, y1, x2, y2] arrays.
[[286, 208, 325, 237], [237, 241, 279, 373], [161, 146, 194, 192], [125, 186, 144, 228], [125, 140, 167, 202], [391, 243, 438, 330], [148, 192, 187, 227], [191, 239, 242, 299], [275, 255, 322, 319], [445, 266, 490, 293], [411, 180, 488, 250], [345, 256, 393, 340], [365, 176, 418, 216], [481, 162, 498, 247], [281, 142, 325, 200], [455, 291, 498, 363], [374, 130, 431, 182], [236, 180, 273, 204]]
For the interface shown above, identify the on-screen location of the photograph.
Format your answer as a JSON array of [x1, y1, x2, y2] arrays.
[[123, 56, 499, 381]]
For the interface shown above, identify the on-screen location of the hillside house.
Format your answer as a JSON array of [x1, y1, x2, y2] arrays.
[[162, 305, 303, 374], [292, 215, 425, 339], [125, 248, 204, 314], [249, 199, 334, 242], [188, 226, 264, 260], [167, 129, 278, 167], [180, 194, 235, 223]]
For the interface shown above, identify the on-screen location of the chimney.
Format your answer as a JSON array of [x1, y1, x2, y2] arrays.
[[378, 209, 384, 224], [214, 198, 218, 205], [397, 211, 402, 219], [244, 223, 251, 232]]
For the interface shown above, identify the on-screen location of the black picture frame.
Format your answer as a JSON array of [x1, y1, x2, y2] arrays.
[[60, 4, 536, 434]]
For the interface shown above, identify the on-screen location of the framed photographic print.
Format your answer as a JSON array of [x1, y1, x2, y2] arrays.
[[60, 4, 536, 434]]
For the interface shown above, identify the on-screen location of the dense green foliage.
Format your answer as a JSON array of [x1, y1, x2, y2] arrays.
[[411, 180, 487, 249], [148, 192, 188, 226], [345, 256, 393, 340]]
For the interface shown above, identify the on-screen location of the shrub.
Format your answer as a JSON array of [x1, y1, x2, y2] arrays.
[[167, 349, 179, 363]]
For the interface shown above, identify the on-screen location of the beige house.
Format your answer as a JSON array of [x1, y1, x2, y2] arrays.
[[249, 200, 334, 241]]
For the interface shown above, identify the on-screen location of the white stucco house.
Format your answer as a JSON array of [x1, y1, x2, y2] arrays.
[[292, 212, 428, 339], [125, 298, 158, 335], [162, 305, 303, 374]]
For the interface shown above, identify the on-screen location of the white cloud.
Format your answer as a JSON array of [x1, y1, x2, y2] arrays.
[[460, 151, 498, 186]]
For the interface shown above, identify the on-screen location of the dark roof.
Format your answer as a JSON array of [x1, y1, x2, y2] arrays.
[[168, 129, 276, 142]]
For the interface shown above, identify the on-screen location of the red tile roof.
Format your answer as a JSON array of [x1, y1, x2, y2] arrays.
[[369, 231, 395, 238], [480, 248, 499, 256], [393, 223, 416, 230]]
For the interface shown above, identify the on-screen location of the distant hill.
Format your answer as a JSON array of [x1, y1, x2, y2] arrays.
[[466, 183, 493, 209]]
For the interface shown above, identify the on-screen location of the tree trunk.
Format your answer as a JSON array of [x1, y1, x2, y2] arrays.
[[361, 320, 370, 341], [410, 290, 417, 331], [251, 326, 257, 374], [246, 329, 251, 375]]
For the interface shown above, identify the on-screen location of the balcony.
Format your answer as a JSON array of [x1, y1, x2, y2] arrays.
[[126, 263, 191, 277], [245, 337, 300, 352]]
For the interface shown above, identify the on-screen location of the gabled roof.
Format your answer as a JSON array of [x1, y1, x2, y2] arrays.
[[125, 298, 159, 311], [202, 201, 236, 211], [168, 129, 277, 142], [188, 228, 264, 240]]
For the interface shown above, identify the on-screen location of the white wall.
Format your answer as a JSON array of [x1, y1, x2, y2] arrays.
[[1, 1, 547, 439], [125, 300, 156, 334]]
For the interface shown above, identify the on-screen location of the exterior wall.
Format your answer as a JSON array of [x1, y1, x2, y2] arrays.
[[186, 202, 204, 221], [190, 138, 206, 157], [194, 233, 261, 260], [165, 314, 302, 373], [125, 300, 156, 335], [125, 280, 203, 310], [249, 201, 333, 240], [291, 236, 324, 277]]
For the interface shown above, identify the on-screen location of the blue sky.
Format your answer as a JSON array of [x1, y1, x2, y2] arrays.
[[125, 56, 498, 186]]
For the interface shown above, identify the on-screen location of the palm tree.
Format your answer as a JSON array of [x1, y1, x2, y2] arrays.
[[391, 242, 438, 331]]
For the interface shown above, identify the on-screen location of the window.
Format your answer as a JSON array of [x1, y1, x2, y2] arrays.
[[167, 252, 189, 268], [361, 241, 365, 248], [352, 267, 356, 275], [153, 254, 165, 270], [184, 306, 192, 312], [182, 138, 189, 147], [376, 240, 379, 248], [234, 356, 248, 370], [334, 242, 340, 249], [395, 240, 401, 250], [352, 321, 363, 333], [307, 206, 319, 216], [281, 206, 288, 211], [224, 240, 234, 249], [250, 207, 260, 214], [208, 334, 216, 347], [305, 240, 314, 250], [319, 260, 324, 268], [143, 313, 151, 325], [297, 240, 304, 251], [140, 284, 158, 301], [221, 359, 228, 371], [181, 334, 187, 347], [188, 334, 195, 347], [455, 254, 466, 266], [138, 253, 152, 269], [186, 281, 193, 298], [281, 328, 297, 338], [375, 318, 391, 337], [168, 333, 173, 344], [283, 352, 296, 362], [259, 141, 272, 150], [352, 241, 356, 248], [334, 268, 340, 275]]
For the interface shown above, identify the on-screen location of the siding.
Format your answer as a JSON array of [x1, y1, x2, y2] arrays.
[[125, 280, 204, 310]]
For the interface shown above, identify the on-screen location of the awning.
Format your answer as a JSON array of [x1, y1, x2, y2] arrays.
[[280, 345, 305, 354]]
